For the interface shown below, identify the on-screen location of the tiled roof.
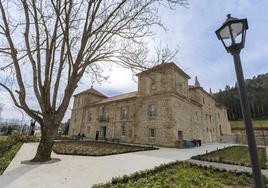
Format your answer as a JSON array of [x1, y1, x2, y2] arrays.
[[136, 62, 190, 79], [74, 87, 107, 98], [189, 85, 216, 100], [94, 91, 137, 105], [189, 85, 203, 89]]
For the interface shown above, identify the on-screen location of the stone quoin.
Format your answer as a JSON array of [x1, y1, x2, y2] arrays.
[[69, 62, 231, 147]]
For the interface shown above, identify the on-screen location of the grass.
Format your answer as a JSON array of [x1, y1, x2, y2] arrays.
[[231, 119, 268, 129], [0, 143, 22, 174], [92, 161, 263, 188], [53, 141, 158, 156], [192, 146, 267, 169], [0, 136, 22, 175], [0, 136, 8, 141], [0, 135, 40, 175]]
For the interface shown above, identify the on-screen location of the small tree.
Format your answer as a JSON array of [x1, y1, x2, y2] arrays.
[[0, 0, 187, 162]]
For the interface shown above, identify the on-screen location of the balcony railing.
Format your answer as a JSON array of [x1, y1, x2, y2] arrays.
[[98, 115, 109, 122]]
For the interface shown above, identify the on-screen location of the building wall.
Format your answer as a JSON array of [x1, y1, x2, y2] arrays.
[[69, 64, 231, 147]]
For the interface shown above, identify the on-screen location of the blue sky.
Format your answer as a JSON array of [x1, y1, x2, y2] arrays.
[[1, 0, 268, 121]]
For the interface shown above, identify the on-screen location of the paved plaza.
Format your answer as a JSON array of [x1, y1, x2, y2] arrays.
[[0, 143, 232, 188]]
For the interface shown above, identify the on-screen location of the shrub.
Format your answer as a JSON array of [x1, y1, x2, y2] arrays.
[[0, 143, 22, 174], [0, 136, 20, 156]]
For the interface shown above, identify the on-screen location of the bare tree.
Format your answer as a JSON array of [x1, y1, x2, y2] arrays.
[[0, 103, 3, 121], [0, 0, 187, 162]]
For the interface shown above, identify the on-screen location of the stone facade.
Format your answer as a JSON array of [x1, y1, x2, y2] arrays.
[[68, 63, 231, 147]]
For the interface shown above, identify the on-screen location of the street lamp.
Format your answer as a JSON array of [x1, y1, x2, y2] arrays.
[[216, 14, 263, 188]]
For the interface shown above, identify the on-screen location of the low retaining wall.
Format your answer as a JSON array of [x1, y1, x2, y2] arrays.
[[232, 128, 268, 146], [220, 135, 236, 143]]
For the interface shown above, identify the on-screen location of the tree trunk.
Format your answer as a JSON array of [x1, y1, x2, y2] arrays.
[[32, 121, 58, 162]]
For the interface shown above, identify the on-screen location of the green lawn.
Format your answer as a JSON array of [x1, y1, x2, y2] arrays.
[[192, 146, 267, 169], [93, 161, 261, 188], [231, 119, 268, 129]]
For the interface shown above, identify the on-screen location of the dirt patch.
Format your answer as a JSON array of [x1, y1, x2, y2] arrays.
[[53, 141, 158, 156]]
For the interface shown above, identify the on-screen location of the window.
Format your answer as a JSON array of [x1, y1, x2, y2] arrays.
[[104, 112, 108, 119], [148, 104, 156, 117], [203, 98, 205, 104], [74, 112, 77, 123], [178, 83, 183, 93], [87, 126, 90, 134], [195, 112, 198, 120], [87, 112, 92, 122], [100, 106, 105, 114], [99, 106, 108, 121], [150, 74, 157, 91], [149, 128, 156, 137], [121, 125, 126, 136], [178, 130, 183, 140], [121, 107, 128, 120]]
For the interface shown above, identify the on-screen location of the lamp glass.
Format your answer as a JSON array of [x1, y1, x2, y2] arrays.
[[230, 22, 243, 38]]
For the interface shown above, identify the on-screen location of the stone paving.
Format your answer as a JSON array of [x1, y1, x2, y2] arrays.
[[0, 142, 232, 188]]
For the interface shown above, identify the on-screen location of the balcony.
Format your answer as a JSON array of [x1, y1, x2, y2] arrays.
[[98, 115, 109, 122]]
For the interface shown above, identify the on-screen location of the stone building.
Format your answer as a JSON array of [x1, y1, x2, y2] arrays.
[[68, 62, 231, 147]]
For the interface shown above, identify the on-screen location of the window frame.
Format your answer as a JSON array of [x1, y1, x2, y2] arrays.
[[121, 106, 128, 120], [87, 111, 92, 122], [149, 128, 156, 137], [148, 104, 156, 118], [121, 125, 126, 136]]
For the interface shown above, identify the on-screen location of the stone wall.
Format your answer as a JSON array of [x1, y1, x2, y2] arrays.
[[68, 63, 232, 147], [233, 128, 268, 146]]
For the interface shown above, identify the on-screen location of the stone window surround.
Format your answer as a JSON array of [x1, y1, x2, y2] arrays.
[[149, 128, 156, 137], [87, 111, 92, 122], [121, 106, 128, 120], [148, 104, 156, 118], [121, 125, 126, 136], [99, 106, 109, 120], [74, 112, 77, 123], [178, 130, 183, 139]]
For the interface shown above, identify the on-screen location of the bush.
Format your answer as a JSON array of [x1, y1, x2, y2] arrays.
[[16, 135, 40, 143], [92, 161, 257, 188], [0, 136, 20, 156], [0, 142, 22, 174]]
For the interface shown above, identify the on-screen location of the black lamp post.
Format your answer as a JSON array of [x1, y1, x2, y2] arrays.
[[215, 14, 264, 188]]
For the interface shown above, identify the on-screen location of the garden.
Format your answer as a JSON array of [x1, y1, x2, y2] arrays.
[[92, 161, 266, 188], [0, 136, 22, 174], [192, 146, 267, 169], [53, 141, 158, 156]]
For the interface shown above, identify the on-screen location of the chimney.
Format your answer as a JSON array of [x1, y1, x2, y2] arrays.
[[209, 88, 213, 95], [195, 76, 200, 87]]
